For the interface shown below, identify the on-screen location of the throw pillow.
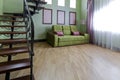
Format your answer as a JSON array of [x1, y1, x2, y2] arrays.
[[72, 31, 80, 36], [55, 31, 64, 36]]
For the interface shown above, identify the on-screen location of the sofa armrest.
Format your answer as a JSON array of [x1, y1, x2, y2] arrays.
[[47, 32, 59, 47], [84, 33, 89, 39], [83, 33, 90, 43]]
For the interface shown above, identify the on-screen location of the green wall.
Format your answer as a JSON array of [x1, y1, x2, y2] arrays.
[[1, 0, 88, 40], [3, 0, 23, 13], [33, 0, 81, 40], [80, 0, 87, 33], [0, 0, 3, 15]]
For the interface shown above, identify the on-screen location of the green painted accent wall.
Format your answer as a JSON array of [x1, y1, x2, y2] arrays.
[[3, 0, 23, 13], [33, 0, 81, 40], [80, 0, 87, 33], [0, 0, 3, 15]]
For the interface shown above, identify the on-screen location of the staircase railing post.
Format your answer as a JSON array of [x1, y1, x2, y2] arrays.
[[5, 17, 15, 80], [24, 0, 34, 79]]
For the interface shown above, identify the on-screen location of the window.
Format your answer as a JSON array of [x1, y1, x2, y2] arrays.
[[45, 0, 52, 4], [94, 0, 120, 33], [58, 0, 65, 6], [70, 0, 76, 8], [69, 12, 76, 25]]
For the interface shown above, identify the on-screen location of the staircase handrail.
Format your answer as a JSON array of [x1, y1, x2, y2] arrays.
[[24, 0, 34, 56]]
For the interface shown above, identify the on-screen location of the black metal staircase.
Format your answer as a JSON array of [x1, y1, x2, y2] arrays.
[[0, 0, 46, 80]]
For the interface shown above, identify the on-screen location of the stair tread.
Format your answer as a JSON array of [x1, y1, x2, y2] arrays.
[[0, 20, 24, 22], [0, 31, 27, 34], [27, 0, 47, 4], [37, 7, 45, 10], [27, 2, 36, 6], [11, 75, 35, 80], [0, 47, 29, 56], [3, 13, 24, 17], [28, 0, 47, 4], [29, 5, 36, 8], [0, 15, 23, 18], [29, 7, 35, 11], [0, 39, 27, 44], [39, 1, 47, 4], [28, 5, 44, 10], [29, 5, 44, 8], [0, 25, 26, 27], [0, 59, 30, 74]]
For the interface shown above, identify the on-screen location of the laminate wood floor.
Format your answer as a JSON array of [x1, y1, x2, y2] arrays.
[[0, 42, 120, 80]]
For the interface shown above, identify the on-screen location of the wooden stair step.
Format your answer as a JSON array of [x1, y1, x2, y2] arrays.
[[0, 31, 27, 34], [0, 59, 30, 74], [0, 15, 23, 18], [37, 7, 45, 10], [11, 75, 35, 80], [39, 1, 47, 4], [3, 13, 24, 17], [0, 39, 27, 44], [0, 25, 26, 27], [27, 0, 47, 4], [29, 5, 36, 9], [27, 2, 36, 6], [29, 8, 35, 12], [0, 47, 29, 56], [27, 0, 37, 3], [0, 20, 25, 22], [28, 4, 45, 10]]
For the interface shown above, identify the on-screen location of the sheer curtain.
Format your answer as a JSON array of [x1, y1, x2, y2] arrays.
[[93, 0, 120, 50]]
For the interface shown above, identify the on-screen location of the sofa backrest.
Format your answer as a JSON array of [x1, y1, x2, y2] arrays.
[[62, 25, 71, 35], [70, 25, 78, 32], [52, 25, 62, 32], [52, 25, 79, 35]]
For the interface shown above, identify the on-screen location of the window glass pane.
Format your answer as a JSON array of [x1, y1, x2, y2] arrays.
[[58, 0, 65, 6], [70, 0, 76, 8], [45, 0, 52, 4]]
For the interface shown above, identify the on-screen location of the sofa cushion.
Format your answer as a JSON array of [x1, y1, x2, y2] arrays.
[[62, 26, 71, 35], [58, 41, 85, 46], [52, 25, 62, 32], [55, 31, 64, 36], [70, 25, 78, 32], [58, 35, 85, 42]]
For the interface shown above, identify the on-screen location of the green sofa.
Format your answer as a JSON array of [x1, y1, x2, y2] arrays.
[[47, 25, 89, 47]]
